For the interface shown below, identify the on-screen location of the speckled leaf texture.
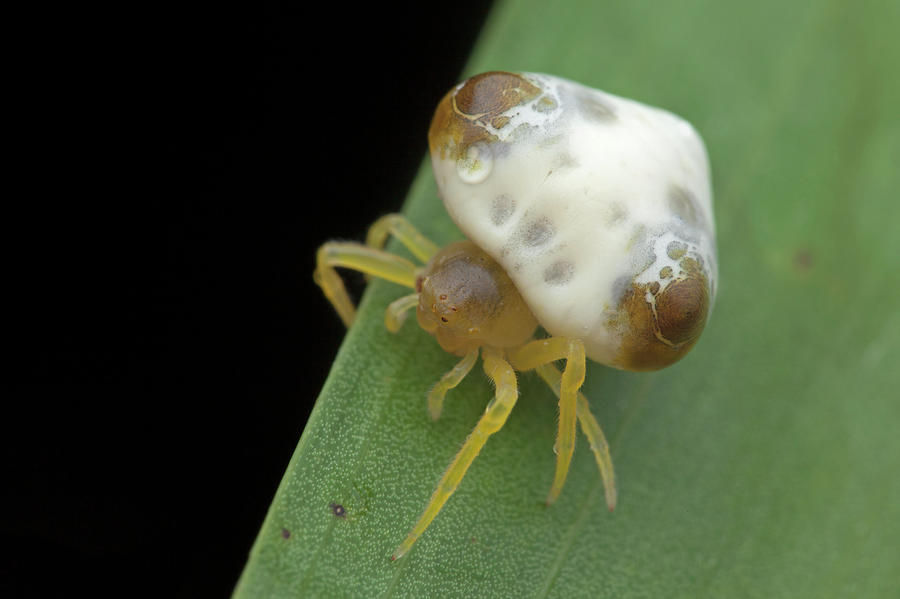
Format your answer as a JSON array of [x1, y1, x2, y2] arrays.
[[234, 1, 900, 597]]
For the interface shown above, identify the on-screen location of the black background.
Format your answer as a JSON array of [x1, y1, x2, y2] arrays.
[[6, 2, 492, 596]]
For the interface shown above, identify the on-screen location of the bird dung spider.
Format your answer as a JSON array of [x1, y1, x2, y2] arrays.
[[315, 71, 717, 560]]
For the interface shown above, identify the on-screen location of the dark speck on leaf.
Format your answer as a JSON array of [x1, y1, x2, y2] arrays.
[[794, 249, 813, 271], [281, 527, 290, 539], [330, 502, 347, 518]]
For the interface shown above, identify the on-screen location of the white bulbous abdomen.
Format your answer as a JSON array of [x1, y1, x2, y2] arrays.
[[429, 72, 716, 371]]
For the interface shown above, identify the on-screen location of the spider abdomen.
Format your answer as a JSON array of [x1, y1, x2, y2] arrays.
[[429, 71, 717, 370]]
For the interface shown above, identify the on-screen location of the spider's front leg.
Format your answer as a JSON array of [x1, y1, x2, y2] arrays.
[[366, 213, 439, 262], [314, 242, 418, 326], [314, 214, 438, 327], [392, 346, 517, 561]]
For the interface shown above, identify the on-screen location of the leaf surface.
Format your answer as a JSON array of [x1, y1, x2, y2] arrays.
[[235, 1, 900, 596]]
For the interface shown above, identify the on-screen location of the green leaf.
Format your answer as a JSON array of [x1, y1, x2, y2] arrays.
[[235, 0, 900, 596]]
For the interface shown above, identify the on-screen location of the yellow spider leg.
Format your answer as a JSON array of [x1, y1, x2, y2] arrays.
[[427, 348, 479, 421], [535, 363, 617, 511], [385, 293, 419, 333], [314, 242, 418, 327], [507, 337, 586, 505], [365, 213, 439, 263], [392, 346, 517, 561]]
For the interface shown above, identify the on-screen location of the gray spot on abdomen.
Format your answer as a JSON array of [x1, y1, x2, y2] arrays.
[[544, 261, 575, 286]]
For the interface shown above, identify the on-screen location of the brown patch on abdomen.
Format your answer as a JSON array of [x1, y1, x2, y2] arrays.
[[428, 72, 542, 160], [614, 264, 710, 371]]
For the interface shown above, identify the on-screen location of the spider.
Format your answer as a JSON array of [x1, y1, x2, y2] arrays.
[[314, 71, 716, 560]]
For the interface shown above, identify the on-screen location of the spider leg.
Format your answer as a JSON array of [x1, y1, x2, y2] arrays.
[[535, 363, 617, 511], [392, 346, 516, 560], [427, 348, 479, 421], [384, 293, 419, 333], [507, 337, 586, 505], [366, 213, 439, 263], [314, 242, 417, 327]]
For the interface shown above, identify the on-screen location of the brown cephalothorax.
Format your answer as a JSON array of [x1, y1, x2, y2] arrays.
[[417, 241, 538, 355]]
